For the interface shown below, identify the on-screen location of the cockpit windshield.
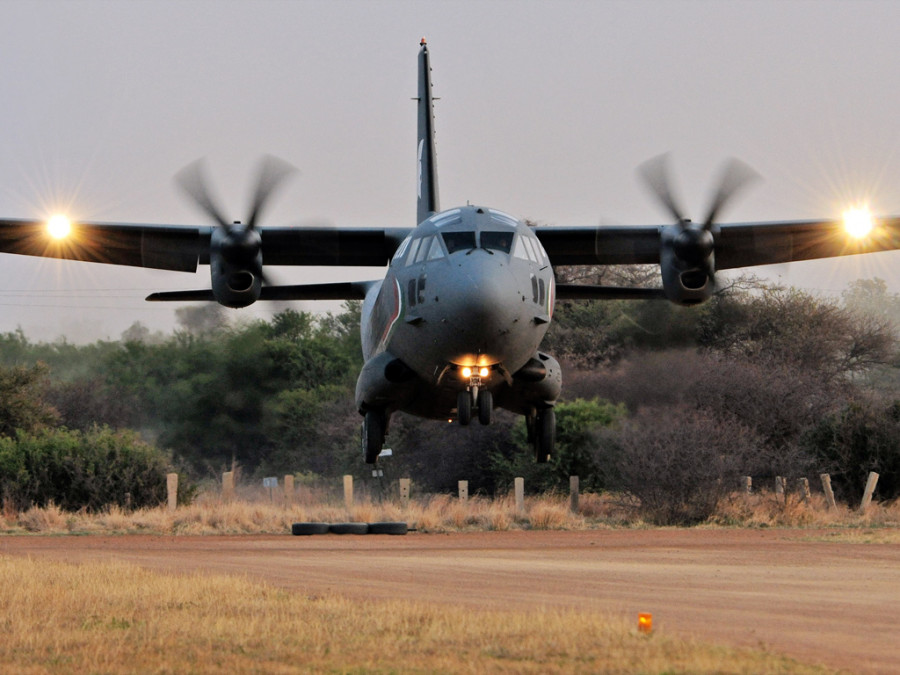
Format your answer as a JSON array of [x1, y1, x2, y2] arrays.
[[480, 231, 513, 253], [442, 231, 476, 254]]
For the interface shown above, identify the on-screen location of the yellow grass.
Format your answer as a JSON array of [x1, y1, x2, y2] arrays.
[[0, 556, 832, 674], [1, 488, 898, 536]]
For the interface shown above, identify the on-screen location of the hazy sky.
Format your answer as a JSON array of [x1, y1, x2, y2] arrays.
[[3, 0, 900, 341]]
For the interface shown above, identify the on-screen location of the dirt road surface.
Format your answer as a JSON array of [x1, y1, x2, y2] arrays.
[[3, 529, 898, 673]]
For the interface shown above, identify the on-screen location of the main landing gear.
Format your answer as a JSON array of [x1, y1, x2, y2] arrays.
[[362, 410, 386, 464], [457, 389, 492, 426], [528, 408, 555, 463]]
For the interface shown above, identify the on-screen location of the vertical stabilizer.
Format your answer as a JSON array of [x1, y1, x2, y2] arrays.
[[417, 39, 440, 225]]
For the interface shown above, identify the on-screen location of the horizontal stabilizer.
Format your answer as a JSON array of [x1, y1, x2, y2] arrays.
[[555, 284, 668, 300], [147, 281, 376, 302]]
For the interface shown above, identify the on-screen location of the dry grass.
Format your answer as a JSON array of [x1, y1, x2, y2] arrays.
[[1, 487, 899, 537], [0, 556, 832, 674]]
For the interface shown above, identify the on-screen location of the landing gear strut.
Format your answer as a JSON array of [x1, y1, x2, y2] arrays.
[[533, 408, 555, 463], [362, 410, 386, 464]]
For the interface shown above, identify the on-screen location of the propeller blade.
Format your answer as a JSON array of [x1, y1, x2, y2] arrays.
[[638, 153, 687, 224], [174, 159, 230, 229], [702, 158, 760, 228], [246, 155, 298, 231]]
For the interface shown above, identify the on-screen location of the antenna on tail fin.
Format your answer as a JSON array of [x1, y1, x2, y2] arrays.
[[416, 39, 440, 225]]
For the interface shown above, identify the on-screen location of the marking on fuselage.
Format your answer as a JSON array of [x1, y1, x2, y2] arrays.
[[488, 209, 520, 228], [430, 208, 461, 228], [376, 277, 403, 355], [417, 140, 424, 200]]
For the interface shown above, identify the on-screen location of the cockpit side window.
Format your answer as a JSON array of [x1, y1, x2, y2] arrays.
[[405, 238, 422, 266], [391, 235, 412, 265], [481, 231, 513, 253], [414, 236, 433, 263], [426, 236, 445, 260], [442, 231, 476, 254]]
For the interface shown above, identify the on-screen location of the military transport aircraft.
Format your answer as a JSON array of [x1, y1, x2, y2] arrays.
[[2, 39, 900, 464]]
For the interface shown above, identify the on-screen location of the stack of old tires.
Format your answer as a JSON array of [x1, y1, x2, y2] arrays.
[[291, 522, 409, 535]]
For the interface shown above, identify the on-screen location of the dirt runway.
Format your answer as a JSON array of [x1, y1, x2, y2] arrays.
[[2, 528, 898, 673]]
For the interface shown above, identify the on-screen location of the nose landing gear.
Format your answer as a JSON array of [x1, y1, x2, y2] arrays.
[[457, 387, 493, 426]]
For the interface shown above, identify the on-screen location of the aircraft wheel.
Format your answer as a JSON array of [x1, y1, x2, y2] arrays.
[[534, 408, 555, 463], [362, 410, 385, 464], [457, 391, 472, 426], [478, 390, 493, 425]]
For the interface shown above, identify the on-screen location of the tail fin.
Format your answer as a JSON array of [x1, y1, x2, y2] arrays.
[[417, 39, 440, 225]]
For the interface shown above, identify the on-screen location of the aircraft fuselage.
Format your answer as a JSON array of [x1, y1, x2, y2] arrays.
[[356, 205, 561, 422]]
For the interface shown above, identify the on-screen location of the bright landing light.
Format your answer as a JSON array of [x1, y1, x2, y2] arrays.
[[47, 214, 72, 239], [843, 206, 874, 239]]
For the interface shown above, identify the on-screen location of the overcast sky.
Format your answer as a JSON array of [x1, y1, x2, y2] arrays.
[[3, 0, 900, 341]]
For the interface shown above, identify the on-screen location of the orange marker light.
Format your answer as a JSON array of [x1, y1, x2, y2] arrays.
[[638, 612, 653, 634]]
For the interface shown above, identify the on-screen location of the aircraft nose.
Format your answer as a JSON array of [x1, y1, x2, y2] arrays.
[[436, 252, 527, 361]]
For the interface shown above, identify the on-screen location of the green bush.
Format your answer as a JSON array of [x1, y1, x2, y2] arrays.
[[490, 398, 626, 493], [0, 427, 180, 511]]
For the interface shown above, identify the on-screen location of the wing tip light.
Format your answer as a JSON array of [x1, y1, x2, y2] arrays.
[[46, 214, 72, 240], [843, 206, 874, 239]]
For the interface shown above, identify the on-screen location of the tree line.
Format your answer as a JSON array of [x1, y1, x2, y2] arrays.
[[2, 275, 900, 521]]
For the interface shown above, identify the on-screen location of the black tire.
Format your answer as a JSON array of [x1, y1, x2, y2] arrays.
[[477, 390, 493, 426], [457, 390, 472, 426], [534, 408, 555, 463], [368, 521, 409, 535], [362, 410, 385, 464], [329, 522, 370, 535], [291, 522, 330, 536]]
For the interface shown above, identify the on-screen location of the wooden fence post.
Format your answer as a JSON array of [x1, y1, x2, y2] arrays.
[[820, 473, 836, 510], [458, 480, 469, 502], [343, 474, 354, 509], [800, 477, 811, 501], [514, 477, 525, 515], [166, 473, 178, 512], [283, 474, 294, 505], [399, 478, 410, 506], [222, 471, 234, 502], [859, 472, 879, 512], [569, 476, 579, 512], [775, 476, 785, 502], [743, 476, 752, 495]]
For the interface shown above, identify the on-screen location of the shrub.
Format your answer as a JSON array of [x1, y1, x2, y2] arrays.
[[0, 427, 181, 511], [595, 406, 761, 525]]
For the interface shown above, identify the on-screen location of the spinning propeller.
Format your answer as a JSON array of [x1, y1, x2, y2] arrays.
[[176, 155, 297, 288], [638, 154, 759, 302]]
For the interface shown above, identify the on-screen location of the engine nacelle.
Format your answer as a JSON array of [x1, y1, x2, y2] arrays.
[[208, 224, 263, 308], [660, 224, 716, 306], [210, 254, 262, 308]]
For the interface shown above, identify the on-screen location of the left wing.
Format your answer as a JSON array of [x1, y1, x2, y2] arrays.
[[0, 218, 411, 270], [0, 218, 203, 272]]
